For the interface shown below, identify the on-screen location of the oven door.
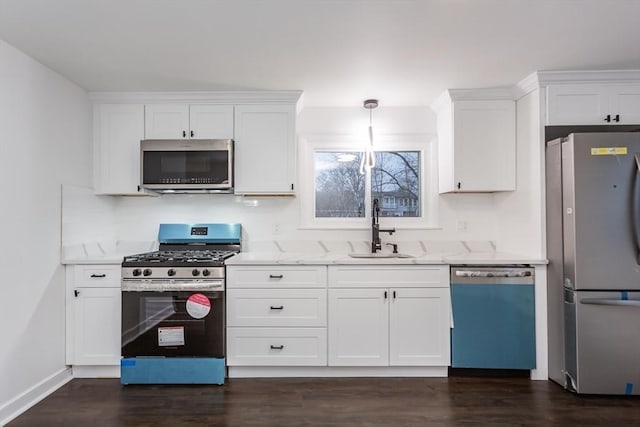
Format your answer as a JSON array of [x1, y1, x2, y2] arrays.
[[122, 289, 224, 358]]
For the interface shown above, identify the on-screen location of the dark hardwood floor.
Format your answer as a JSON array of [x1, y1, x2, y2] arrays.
[[8, 376, 640, 426]]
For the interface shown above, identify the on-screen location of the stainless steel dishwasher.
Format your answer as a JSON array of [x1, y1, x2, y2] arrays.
[[450, 266, 536, 370]]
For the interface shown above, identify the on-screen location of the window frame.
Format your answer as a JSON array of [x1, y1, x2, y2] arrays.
[[298, 133, 439, 229]]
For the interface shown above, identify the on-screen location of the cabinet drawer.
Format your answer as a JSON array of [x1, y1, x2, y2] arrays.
[[72, 265, 121, 287], [328, 266, 448, 288], [227, 328, 327, 366], [227, 289, 327, 327], [227, 266, 327, 288]]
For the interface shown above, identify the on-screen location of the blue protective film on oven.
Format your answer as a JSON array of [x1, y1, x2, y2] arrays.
[[158, 223, 241, 244], [120, 357, 225, 385]]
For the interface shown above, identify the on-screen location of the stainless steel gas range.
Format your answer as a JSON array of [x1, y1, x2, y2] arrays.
[[120, 223, 241, 385]]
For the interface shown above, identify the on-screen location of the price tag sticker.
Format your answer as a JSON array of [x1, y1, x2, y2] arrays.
[[186, 293, 211, 319]]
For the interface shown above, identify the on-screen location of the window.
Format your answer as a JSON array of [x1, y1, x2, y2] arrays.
[[372, 151, 420, 218], [299, 134, 437, 229], [315, 152, 365, 217]]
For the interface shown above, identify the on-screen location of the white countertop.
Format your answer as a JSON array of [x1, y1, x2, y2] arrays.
[[61, 239, 547, 266], [61, 240, 157, 265], [226, 251, 547, 266]]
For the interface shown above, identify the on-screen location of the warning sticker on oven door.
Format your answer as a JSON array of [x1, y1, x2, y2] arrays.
[[158, 326, 185, 346], [186, 293, 211, 319]]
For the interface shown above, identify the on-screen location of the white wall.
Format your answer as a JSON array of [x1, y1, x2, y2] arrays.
[[0, 40, 92, 421], [114, 106, 535, 251], [494, 89, 544, 257]]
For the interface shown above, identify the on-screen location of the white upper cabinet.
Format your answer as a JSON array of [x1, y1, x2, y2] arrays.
[[189, 105, 235, 139], [93, 104, 145, 195], [547, 84, 640, 125], [91, 91, 301, 196], [234, 104, 296, 195], [433, 90, 516, 193], [145, 104, 234, 139]]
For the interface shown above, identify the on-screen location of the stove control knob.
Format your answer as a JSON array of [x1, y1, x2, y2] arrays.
[[192, 269, 200, 276], [143, 269, 152, 277], [167, 269, 176, 277], [202, 269, 211, 277], [132, 269, 142, 277]]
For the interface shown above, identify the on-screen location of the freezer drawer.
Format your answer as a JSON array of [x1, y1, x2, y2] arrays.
[[450, 267, 536, 370], [566, 290, 640, 395]]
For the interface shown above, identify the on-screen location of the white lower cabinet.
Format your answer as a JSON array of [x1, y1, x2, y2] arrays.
[[71, 287, 121, 365], [389, 287, 451, 366], [66, 265, 121, 367], [226, 264, 451, 375], [227, 328, 327, 366], [328, 288, 389, 366], [226, 265, 328, 367], [328, 266, 451, 367]]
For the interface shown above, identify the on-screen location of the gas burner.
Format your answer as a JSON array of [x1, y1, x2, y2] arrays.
[[121, 223, 241, 282], [123, 249, 238, 266]]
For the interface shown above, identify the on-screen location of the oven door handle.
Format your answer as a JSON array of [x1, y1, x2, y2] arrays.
[[121, 280, 224, 292]]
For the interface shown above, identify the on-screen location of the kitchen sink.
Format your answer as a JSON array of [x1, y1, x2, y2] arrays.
[[348, 252, 414, 259]]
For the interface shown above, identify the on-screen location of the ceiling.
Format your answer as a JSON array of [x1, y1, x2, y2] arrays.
[[1, 0, 640, 107]]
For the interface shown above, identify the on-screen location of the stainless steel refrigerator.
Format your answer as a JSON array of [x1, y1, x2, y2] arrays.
[[546, 132, 640, 395]]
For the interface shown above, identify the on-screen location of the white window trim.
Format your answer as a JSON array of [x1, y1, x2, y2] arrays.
[[298, 133, 439, 230]]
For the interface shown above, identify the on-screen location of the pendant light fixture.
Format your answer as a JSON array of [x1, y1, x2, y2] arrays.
[[359, 99, 378, 175]]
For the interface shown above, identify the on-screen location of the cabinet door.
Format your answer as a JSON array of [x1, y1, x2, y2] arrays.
[[546, 84, 609, 125], [328, 288, 388, 366], [451, 100, 515, 192], [609, 84, 640, 124], [234, 105, 296, 194], [93, 104, 145, 195], [144, 104, 189, 139], [389, 288, 450, 366], [73, 287, 121, 365], [189, 105, 234, 139]]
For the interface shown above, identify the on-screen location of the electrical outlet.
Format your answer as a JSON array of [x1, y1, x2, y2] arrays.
[[274, 223, 281, 235], [457, 220, 468, 232]]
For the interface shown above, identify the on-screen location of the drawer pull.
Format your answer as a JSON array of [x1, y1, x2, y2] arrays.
[[269, 274, 284, 279], [270, 305, 284, 310], [270, 345, 284, 350], [90, 274, 107, 278]]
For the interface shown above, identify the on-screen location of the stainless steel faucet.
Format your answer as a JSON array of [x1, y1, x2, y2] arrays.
[[371, 198, 396, 253]]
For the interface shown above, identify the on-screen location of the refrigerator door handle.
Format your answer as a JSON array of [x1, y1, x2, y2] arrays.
[[581, 298, 640, 307], [633, 153, 640, 264]]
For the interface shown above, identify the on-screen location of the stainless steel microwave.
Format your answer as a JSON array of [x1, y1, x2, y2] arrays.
[[140, 139, 233, 194]]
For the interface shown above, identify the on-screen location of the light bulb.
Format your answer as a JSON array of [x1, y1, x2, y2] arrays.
[[359, 125, 376, 174]]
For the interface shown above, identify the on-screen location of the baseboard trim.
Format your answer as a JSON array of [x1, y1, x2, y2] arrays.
[[72, 365, 119, 378], [228, 366, 448, 378], [0, 367, 72, 426]]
